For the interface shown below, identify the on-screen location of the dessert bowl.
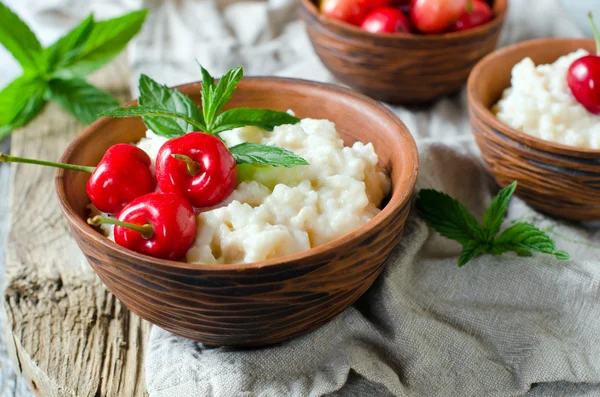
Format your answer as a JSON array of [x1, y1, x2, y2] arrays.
[[468, 38, 600, 221], [55, 78, 419, 347], [299, 0, 507, 105]]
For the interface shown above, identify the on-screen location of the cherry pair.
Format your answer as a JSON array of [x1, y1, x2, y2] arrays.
[[0, 132, 238, 261]]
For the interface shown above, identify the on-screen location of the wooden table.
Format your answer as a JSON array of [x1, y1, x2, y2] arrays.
[[2, 59, 150, 397]]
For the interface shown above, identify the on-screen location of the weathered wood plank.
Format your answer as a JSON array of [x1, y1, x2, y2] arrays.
[[3, 57, 150, 397]]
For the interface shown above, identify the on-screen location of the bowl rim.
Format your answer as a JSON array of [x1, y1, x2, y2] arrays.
[[468, 37, 600, 157], [56, 76, 419, 272], [300, 0, 508, 42]]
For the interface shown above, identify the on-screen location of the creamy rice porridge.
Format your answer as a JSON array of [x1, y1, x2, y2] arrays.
[[494, 49, 600, 149], [107, 118, 390, 264]]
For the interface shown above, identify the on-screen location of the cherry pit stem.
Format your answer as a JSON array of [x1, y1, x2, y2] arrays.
[[589, 12, 600, 56], [466, 0, 473, 14], [171, 154, 200, 176], [87, 215, 154, 239], [0, 152, 95, 173]]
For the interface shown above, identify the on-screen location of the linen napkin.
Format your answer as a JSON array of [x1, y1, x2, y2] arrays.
[[135, 0, 600, 396]]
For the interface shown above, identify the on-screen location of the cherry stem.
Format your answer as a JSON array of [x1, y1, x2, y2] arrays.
[[171, 154, 200, 176], [0, 152, 95, 173], [589, 12, 600, 56], [87, 216, 154, 239], [466, 0, 473, 13]]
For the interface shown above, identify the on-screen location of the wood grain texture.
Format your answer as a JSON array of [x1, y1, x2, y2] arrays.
[[4, 57, 151, 396], [468, 38, 600, 221], [56, 79, 419, 347], [299, 0, 507, 105]]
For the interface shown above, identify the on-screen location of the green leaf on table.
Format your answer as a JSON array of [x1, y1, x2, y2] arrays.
[[48, 78, 119, 125], [228, 142, 308, 167], [44, 14, 95, 72], [212, 108, 300, 134], [51, 9, 148, 78], [415, 189, 485, 246], [0, 75, 48, 138], [458, 241, 484, 268], [482, 181, 517, 241], [491, 222, 569, 260], [0, 2, 43, 72], [100, 105, 207, 136], [139, 74, 205, 137]]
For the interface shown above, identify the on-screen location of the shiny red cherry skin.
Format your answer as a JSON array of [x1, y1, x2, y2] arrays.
[[113, 192, 196, 261], [155, 132, 237, 208], [320, 0, 370, 25], [87, 144, 156, 214], [410, 0, 466, 34], [451, 0, 493, 32], [361, 7, 412, 34], [567, 55, 600, 115]]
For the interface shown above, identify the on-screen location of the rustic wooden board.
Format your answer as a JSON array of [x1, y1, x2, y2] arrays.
[[3, 57, 150, 397]]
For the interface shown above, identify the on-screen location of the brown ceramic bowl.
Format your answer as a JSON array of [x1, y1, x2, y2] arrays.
[[468, 38, 600, 221], [55, 78, 418, 347], [299, 0, 507, 105]]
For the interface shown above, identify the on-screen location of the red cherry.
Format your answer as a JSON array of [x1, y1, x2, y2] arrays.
[[86, 144, 156, 214], [0, 143, 156, 215], [410, 0, 466, 34], [365, 0, 393, 10], [320, 0, 370, 25], [567, 13, 600, 115], [155, 132, 237, 208], [451, 0, 493, 32], [361, 7, 412, 34], [88, 192, 197, 260]]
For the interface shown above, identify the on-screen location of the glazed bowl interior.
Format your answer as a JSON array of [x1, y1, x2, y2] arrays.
[[57, 78, 419, 271], [469, 38, 600, 156]]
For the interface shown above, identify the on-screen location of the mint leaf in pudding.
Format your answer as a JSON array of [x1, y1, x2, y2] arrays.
[[416, 181, 570, 267], [229, 142, 308, 168], [0, 2, 44, 73], [100, 106, 207, 134], [49, 78, 119, 125], [139, 74, 206, 137], [101, 65, 308, 168], [199, 65, 243, 130], [212, 108, 300, 134]]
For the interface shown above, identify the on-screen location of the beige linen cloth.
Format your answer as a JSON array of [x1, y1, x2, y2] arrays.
[[2, 0, 598, 396], [135, 0, 600, 396]]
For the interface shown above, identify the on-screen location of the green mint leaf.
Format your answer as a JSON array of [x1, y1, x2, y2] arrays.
[[44, 14, 94, 73], [100, 105, 206, 136], [0, 2, 43, 72], [199, 64, 216, 128], [228, 142, 308, 167], [52, 9, 148, 78], [212, 108, 300, 134], [554, 250, 571, 260], [198, 65, 244, 130], [492, 222, 569, 260], [458, 241, 484, 267], [415, 189, 485, 246], [482, 181, 517, 241], [138, 74, 205, 136], [0, 75, 47, 136], [210, 66, 243, 122], [48, 78, 118, 125]]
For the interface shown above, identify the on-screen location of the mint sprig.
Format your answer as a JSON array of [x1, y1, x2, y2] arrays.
[[101, 65, 307, 168], [0, 2, 147, 138], [416, 181, 570, 267]]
